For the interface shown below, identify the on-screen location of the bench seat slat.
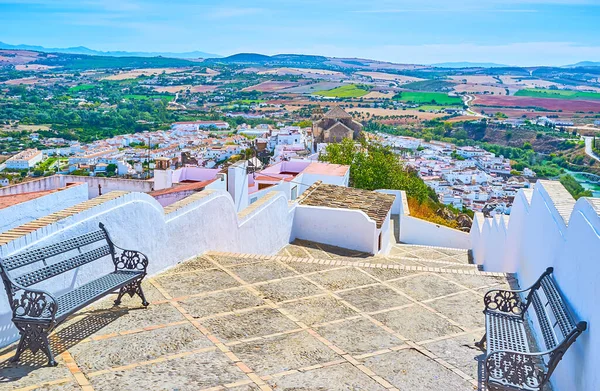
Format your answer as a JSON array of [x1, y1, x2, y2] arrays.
[[3, 230, 107, 271], [52, 271, 142, 320], [14, 245, 111, 287], [531, 291, 558, 350], [540, 277, 576, 337], [486, 312, 531, 353]]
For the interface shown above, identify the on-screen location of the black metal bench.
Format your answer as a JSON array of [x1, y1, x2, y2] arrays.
[[0, 223, 149, 366], [476, 267, 587, 391]]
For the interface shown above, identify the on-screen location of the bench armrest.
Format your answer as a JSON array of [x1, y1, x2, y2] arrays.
[[483, 288, 527, 316], [10, 285, 57, 322], [112, 246, 149, 273], [486, 350, 547, 390]]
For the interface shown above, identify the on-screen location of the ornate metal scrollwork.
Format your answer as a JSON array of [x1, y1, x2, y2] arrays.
[[484, 290, 526, 315], [487, 351, 545, 390], [11, 289, 56, 319], [115, 250, 148, 272], [114, 278, 149, 306]]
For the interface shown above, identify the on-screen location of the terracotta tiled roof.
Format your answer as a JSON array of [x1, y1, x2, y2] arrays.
[[323, 106, 352, 119], [298, 182, 394, 228]]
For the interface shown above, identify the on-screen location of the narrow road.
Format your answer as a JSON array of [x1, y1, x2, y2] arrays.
[[463, 95, 486, 118], [583, 136, 600, 162]]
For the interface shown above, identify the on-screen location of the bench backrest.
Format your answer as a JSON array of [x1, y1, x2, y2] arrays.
[[527, 268, 585, 352], [0, 228, 113, 290]]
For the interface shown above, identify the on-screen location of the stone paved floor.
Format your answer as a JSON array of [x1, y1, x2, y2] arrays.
[[0, 245, 516, 391]]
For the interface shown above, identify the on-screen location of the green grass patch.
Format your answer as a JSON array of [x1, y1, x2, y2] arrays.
[[233, 99, 265, 105], [68, 84, 96, 92], [123, 94, 174, 101], [314, 84, 369, 98], [515, 88, 600, 100], [394, 91, 463, 105], [401, 80, 454, 92]]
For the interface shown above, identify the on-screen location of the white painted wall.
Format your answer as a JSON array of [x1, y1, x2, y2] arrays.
[[399, 215, 471, 249], [228, 161, 249, 212], [0, 189, 294, 348], [292, 205, 378, 254], [470, 180, 599, 391], [0, 183, 88, 234]]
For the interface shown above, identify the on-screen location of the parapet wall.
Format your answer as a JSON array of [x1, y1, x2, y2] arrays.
[[470, 180, 600, 391], [0, 188, 295, 348]]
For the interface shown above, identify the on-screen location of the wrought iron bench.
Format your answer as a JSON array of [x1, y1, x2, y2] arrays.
[[476, 267, 587, 391], [0, 223, 149, 366]]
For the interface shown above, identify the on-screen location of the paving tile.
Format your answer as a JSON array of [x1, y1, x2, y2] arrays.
[[423, 332, 484, 379], [389, 273, 466, 301], [363, 349, 475, 391], [337, 284, 411, 312], [410, 248, 450, 261], [210, 255, 263, 267], [230, 331, 338, 376], [228, 261, 297, 283], [70, 323, 212, 374], [0, 359, 71, 390], [284, 261, 341, 273], [89, 350, 246, 391], [280, 296, 357, 326], [155, 269, 240, 298], [79, 303, 185, 336], [26, 382, 81, 391], [316, 318, 405, 355], [309, 268, 378, 291], [358, 267, 417, 281], [164, 256, 216, 273], [179, 288, 265, 318], [442, 273, 510, 290], [372, 305, 462, 342], [202, 308, 299, 343], [256, 277, 324, 302], [267, 362, 387, 391], [428, 292, 485, 329]]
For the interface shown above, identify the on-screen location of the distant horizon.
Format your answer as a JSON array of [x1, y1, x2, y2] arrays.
[[1, 0, 599, 67], [3, 40, 600, 68]]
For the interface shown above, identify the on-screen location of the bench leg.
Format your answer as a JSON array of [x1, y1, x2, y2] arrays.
[[115, 279, 149, 307], [11, 323, 57, 366], [475, 332, 486, 350]]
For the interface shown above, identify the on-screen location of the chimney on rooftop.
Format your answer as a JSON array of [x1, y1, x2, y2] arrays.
[[153, 157, 173, 191]]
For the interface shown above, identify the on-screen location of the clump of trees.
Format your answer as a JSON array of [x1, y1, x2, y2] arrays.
[[319, 138, 464, 228]]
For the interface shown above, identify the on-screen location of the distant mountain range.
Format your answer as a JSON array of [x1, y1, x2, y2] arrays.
[[208, 53, 328, 64], [564, 61, 600, 68], [431, 62, 511, 68], [0, 41, 221, 59]]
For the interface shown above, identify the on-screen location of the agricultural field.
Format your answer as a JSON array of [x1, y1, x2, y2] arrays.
[[101, 67, 190, 80], [394, 91, 463, 105], [242, 81, 301, 92], [152, 85, 217, 93], [258, 67, 343, 76], [123, 94, 174, 101], [515, 88, 600, 100], [68, 84, 96, 92], [473, 95, 600, 112], [449, 75, 499, 84], [453, 83, 507, 95], [356, 71, 423, 83], [313, 84, 370, 98]]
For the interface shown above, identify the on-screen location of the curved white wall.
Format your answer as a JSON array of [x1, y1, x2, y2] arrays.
[[470, 181, 599, 390], [0, 189, 294, 348]]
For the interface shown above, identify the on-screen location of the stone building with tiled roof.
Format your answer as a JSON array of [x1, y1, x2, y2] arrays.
[[312, 106, 363, 145]]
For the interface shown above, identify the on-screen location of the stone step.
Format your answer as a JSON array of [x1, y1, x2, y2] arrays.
[[390, 244, 471, 265], [205, 251, 506, 278]]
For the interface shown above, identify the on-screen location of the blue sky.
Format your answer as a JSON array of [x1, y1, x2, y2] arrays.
[[1, 0, 599, 66]]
